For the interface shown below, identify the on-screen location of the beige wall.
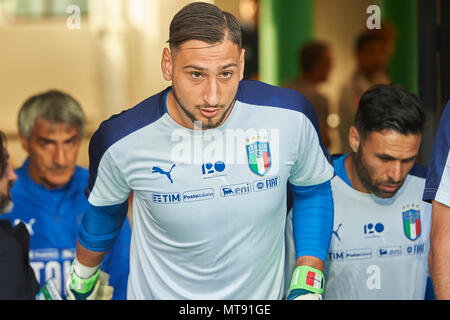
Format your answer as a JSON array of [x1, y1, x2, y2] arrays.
[[315, 0, 376, 111], [314, 0, 376, 153], [0, 19, 102, 168], [0, 0, 210, 169], [214, 0, 241, 20]]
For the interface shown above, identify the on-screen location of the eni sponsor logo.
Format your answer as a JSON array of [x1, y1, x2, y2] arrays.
[[220, 182, 252, 197], [377, 246, 402, 258]]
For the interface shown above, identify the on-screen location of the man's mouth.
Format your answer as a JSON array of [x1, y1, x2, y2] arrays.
[[199, 108, 220, 118], [49, 168, 69, 175], [379, 184, 400, 193]]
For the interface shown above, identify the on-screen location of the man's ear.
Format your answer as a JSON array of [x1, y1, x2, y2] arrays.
[[239, 48, 246, 80], [161, 47, 173, 81], [348, 126, 360, 153], [19, 133, 30, 153]]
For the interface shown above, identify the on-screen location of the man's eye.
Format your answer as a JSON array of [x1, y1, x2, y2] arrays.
[[222, 71, 232, 79], [65, 140, 75, 146], [401, 157, 416, 164], [191, 72, 202, 79]]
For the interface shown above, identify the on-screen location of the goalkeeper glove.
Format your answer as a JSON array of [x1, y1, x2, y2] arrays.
[[66, 259, 114, 300], [287, 265, 324, 300], [36, 278, 63, 300]]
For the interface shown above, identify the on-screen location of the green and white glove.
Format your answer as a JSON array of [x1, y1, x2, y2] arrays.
[[66, 259, 114, 300], [36, 278, 63, 300], [287, 265, 324, 300]]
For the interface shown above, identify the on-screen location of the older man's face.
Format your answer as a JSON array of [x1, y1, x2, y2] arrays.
[[20, 118, 81, 189]]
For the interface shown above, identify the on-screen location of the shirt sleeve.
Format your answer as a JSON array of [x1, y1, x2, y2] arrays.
[[423, 103, 450, 206], [87, 149, 131, 206], [291, 181, 334, 262], [79, 129, 132, 252], [288, 113, 334, 187]]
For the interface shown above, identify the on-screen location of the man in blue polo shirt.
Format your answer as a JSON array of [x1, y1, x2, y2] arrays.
[[5, 90, 131, 299]]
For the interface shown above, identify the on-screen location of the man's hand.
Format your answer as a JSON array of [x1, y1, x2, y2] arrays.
[[66, 260, 114, 300], [286, 265, 324, 300]]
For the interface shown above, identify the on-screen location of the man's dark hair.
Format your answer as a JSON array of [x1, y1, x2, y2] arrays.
[[354, 84, 425, 139], [355, 32, 385, 52], [299, 41, 329, 73], [168, 2, 242, 50], [0, 131, 7, 178]]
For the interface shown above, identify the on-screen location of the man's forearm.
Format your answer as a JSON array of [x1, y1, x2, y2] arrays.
[[429, 200, 450, 299], [296, 255, 324, 270], [76, 240, 108, 268], [291, 180, 334, 264]]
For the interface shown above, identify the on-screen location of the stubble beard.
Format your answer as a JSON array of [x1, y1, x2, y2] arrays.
[[171, 86, 235, 130], [0, 181, 14, 214], [353, 148, 405, 199]]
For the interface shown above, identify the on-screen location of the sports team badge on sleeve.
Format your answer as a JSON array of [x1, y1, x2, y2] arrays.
[[246, 136, 271, 176], [402, 204, 421, 241]]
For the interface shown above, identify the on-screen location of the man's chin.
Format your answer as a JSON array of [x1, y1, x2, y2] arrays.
[[203, 120, 223, 130], [43, 175, 72, 189], [0, 201, 14, 214], [374, 191, 396, 199], [373, 186, 401, 199]]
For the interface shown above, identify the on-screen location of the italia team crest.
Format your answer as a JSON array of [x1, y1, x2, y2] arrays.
[[246, 136, 271, 176], [402, 204, 421, 241]]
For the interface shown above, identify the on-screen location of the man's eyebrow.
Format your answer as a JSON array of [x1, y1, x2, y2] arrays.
[[183, 63, 238, 71], [401, 154, 418, 162], [37, 134, 78, 143], [37, 137, 55, 143], [220, 63, 238, 69], [183, 65, 206, 71], [375, 153, 417, 161], [64, 135, 79, 142]]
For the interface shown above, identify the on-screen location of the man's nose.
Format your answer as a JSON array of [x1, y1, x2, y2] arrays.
[[204, 78, 219, 107], [7, 164, 17, 183], [53, 144, 68, 167], [387, 161, 402, 183]]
